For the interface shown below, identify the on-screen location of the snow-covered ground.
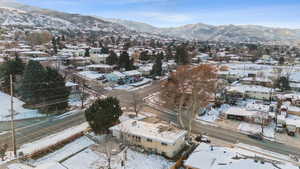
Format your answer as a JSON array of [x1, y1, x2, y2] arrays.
[[33, 136, 94, 166], [62, 148, 174, 169], [197, 104, 230, 123], [238, 122, 275, 138], [19, 122, 89, 155], [0, 91, 42, 121]]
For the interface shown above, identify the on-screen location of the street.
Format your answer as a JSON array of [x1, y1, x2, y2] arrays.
[[1, 81, 300, 158]]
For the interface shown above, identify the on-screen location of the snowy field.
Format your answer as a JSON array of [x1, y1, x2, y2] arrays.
[[62, 148, 174, 169], [0, 91, 42, 121]]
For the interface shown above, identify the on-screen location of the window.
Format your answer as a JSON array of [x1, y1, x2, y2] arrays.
[[161, 142, 168, 146], [147, 138, 153, 142]]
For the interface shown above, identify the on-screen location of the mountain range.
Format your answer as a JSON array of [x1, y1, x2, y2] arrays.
[[1, 0, 300, 44], [108, 18, 300, 43]]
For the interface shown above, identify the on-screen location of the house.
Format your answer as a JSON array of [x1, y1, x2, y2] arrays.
[[240, 77, 272, 87], [86, 64, 113, 73], [105, 71, 126, 83], [183, 143, 297, 169], [90, 54, 109, 64], [138, 64, 153, 76], [109, 118, 187, 158], [226, 84, 275, 100], [222, 106, 271, 125], [123, 70, 142, 83]]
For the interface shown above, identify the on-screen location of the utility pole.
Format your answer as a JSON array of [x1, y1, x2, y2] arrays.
[[10, 74, 17, 157]]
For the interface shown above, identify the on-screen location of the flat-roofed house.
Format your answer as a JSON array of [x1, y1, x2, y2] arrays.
[[110, 118, 187, 158]]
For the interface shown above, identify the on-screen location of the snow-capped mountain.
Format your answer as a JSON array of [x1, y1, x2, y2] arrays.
[[1, 0, 300, 43], [0, 1, 130, 33], [108, 19, 300, 43]]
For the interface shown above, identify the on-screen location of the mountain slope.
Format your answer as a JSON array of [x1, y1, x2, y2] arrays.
[[0, 1, 129, 33], [106, 18, 160, 33], [109, 19, 300, 43]]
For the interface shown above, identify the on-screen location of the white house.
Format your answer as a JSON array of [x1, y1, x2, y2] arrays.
[[110, 119, 187, 158]]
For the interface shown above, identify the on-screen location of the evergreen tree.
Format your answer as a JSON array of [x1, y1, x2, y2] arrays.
[[101, 47, 109, 54], [0, 55, 25, 93], [19, 60, 47, 105], [175, 44, 190, 65], [140, 51, 150, 61], [118, 51, 134, 71], [85, 97, 123, 134], [85, 48, 90, 57], [106, 51, 118, 65], [279, 56, 285, 65], [151, 53, 163, 76], [43, 67, 70, 112], [52, 37, 58, 54], [275, 76, 290, 91]]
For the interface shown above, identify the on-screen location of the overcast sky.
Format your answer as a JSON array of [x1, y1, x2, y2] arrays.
[[13, 0, 300, 28]]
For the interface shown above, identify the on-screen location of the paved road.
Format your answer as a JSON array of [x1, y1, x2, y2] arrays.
[[0, 112, 86, 150], [145, 104, 300, 157], [2, 81, 300, 158], [0, 82, 160, 150]]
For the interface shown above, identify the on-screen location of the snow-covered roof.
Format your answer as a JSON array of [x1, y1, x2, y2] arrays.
[[242, 77, 272, 83], [285, 115, 300, 127], [86, 64, 113, 69], [77, 71, 103, 80], [20, 51, 47, 55], [223, 107, 267, 117], [109, 71, 126, 78], [35, 161, 66, 169], [227, 84, 273, 94], [110, 119, 187, 145], [246, 102, 270, 112], [123, 70, 141, 77], [185, 143, 298, 169], [66, 81, 78, 87]]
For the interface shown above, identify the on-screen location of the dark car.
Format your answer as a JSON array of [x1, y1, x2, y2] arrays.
[[247, 133, 263, 141], [195, 135, 211, 143]]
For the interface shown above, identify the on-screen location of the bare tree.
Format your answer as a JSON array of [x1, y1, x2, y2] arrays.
[[79, 80, 89, 109], [130, 92, 143, 117], [160, 64, 217, 137]]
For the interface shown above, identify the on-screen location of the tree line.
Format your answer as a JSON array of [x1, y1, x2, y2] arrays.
[[0, 57, 70, 114]]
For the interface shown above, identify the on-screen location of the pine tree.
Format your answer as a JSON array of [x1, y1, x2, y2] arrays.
[[118, 51, 134, 71], [0, 55, 25, 93], [106, 51, 118, 65], [19, 60, 47, 105], [175, 44, 190, 65], [279, 56, 285, 65], [151, 53, 163, 76], [101, 47, 109, 54], [85, 97, 123, 134], [43, 67, 70, 112], [52, 37, 58, 54], [85, 48, 90, 57]]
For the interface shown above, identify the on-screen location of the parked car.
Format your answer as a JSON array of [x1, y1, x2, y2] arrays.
[[195, 135, 211, 143], [275, 124, 285, 133], [287, 125, 297, 136], [247, 133, 263, 141]]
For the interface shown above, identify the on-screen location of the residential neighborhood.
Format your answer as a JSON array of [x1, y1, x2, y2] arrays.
[[1, 0, 300, 169]]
